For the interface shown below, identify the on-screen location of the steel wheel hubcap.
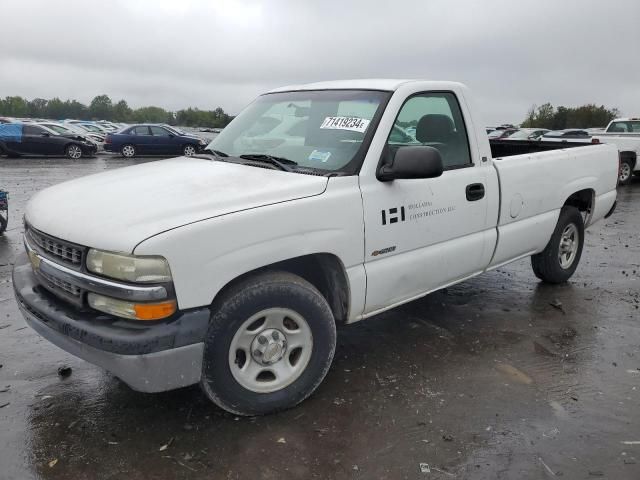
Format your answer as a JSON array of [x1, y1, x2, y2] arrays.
[[184, 146, 195, 156], [123, 146, 134, 157], [620, 163, 631, 181], [558, 223, 579, 269], [229, 308, 313, 393]]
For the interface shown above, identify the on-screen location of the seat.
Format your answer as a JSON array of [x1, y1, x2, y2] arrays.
[[415, 114, 465, 166]]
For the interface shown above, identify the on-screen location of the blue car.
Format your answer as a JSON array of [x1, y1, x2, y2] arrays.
[[104, 124, 206, 157]]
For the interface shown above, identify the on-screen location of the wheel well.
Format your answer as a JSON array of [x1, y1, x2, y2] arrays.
[[564, 189, 594, 212], [212, 254, 351, 323], [564, 188, 595, 224], [620, 151, 637, 168]]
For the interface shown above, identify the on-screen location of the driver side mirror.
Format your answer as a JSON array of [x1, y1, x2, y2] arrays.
[[377, 146, 444, 182]]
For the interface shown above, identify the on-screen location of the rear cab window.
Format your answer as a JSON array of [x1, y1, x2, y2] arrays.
[[386, 92, 472, 170]]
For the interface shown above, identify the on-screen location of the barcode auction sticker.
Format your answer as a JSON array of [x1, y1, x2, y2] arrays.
[[320, 116, 370, 133]]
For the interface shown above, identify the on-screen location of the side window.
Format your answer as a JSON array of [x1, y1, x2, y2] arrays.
[[387, 92, 472, 169], [132, 126, 151, 136], [23, 125, 43, 135], [150, 126, 171, 136]]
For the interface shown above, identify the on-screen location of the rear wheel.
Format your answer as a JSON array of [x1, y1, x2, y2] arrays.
[[65, 144, 83, 159], [200, 271, 336, 416], [531, 206, 584, 284], [121, 144, 136, 158], [0, 213, 6, 235], [618, 158, 634, 185], [182, 144, 197, 156]]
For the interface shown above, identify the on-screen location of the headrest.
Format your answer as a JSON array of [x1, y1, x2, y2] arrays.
[[416, 114, 455, 143]]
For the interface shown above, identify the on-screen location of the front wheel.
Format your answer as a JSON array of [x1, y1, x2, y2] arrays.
[[0, 213, 7, 235], [531, 206, 584, 284], [182, 144, 197, 156], [65, 144, 83, 159], [619, 159, 633, 185], [200, 271, 336, 416]]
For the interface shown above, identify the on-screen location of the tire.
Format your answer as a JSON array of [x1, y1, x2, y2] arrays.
[[200, 271, 337, 416], [65, 144, 83, 159], [618, 158, 634, 185], [0, 214, 6, 235], [182, 144, 197, 157], [121, 144, 136, 158], [531, 206, 584, 284]]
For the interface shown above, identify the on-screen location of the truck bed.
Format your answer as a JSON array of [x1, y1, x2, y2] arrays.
[[489, 139, 592, 158]]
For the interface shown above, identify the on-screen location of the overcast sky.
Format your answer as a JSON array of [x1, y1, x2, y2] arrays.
[[1, 0, 639, 124]]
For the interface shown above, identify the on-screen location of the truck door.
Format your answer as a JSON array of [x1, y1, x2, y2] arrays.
[[360, 91, 495, 315]]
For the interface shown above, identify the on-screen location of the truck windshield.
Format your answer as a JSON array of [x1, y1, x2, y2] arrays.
[[206, 89, 391, 174]]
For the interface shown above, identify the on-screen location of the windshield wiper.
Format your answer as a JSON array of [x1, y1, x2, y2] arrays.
[[239, 154, 297, 172], [194, 148, 230, 161]]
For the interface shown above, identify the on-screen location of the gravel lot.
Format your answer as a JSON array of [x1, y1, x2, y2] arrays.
[[0, 155, 639, 479]]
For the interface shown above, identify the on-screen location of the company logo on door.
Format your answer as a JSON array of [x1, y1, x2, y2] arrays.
[[381, 206, 405, 225], [381, 200, 456, 225]]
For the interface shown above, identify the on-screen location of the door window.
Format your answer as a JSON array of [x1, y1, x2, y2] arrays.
[[150, 126, 171, 136], [23, 125, 45, 135], [132, 126, 151, 136], [387, 92, 472, 169]]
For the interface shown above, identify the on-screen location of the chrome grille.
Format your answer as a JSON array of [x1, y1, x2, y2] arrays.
[[27, 228, 84, 267], [39, 269, 83, 297]]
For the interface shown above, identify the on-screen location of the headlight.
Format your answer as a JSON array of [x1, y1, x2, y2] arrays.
[[86, 249, 172, 283]]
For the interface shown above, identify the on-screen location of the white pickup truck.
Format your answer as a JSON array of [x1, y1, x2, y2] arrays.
[[13, 80, 618, 415], [592, 118, 640, 185]]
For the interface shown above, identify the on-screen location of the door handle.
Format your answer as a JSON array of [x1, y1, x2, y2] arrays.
[[466, 183, 485, 201]]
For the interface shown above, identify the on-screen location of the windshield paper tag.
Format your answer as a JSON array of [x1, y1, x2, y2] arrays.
[[320, 116, 370, 133], [309, 150, 332, 162]]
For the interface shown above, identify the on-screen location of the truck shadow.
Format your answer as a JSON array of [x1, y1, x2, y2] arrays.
[[24, 272, 601, 479]]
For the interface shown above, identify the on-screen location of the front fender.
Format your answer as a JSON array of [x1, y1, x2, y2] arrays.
[[134, 177, 365, 311]]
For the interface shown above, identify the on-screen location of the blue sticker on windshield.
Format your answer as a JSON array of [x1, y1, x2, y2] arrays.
[[309, 150, 331, 162]]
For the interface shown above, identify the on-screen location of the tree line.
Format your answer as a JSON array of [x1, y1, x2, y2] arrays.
[[521, 103, 619, 130], [0, 94, 233, 128]]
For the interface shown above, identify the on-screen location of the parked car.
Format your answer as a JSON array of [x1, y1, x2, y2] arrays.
[[0, 123, 97, 158], [591, 118, 640, 184], [104, 124, 206, 157], [488, 128, 518, 139], [36, 122, 102, 149], [502, 128, 549, 140], [14, 79, 618, 416], [539, 129, 591, 143], [66, 121, 110, 135], [62, 123, 106, 143]]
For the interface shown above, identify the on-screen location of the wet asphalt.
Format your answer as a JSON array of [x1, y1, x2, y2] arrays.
[[0, 155, 639, 479]]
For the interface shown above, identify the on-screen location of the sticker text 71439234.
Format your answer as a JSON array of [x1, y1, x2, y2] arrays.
[[320, 116, 370, 133]]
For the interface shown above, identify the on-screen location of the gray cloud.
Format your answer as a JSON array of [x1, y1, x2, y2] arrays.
[[1, 0, 639, 124]]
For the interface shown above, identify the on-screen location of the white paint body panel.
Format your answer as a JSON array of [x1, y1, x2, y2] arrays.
[[23, 80, 620, 323], [25, 158, 328, 252], [592, 134, 640, 171]]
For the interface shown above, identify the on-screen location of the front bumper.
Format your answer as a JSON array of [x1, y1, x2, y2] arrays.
[[13, 254, 209, 392]]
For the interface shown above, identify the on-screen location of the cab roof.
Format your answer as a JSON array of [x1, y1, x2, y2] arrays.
[[267, 79, 420, 93]]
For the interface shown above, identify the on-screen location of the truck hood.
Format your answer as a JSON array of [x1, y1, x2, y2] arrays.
[[25, 157, 328, 252]]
